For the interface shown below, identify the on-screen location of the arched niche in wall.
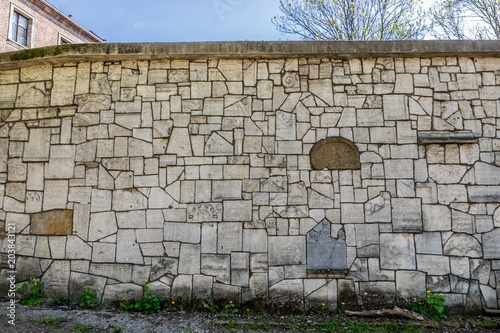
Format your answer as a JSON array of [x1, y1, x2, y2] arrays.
[[309, 137, 361, 170]]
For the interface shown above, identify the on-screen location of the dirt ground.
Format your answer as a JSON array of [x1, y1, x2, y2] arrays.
[[0, 301, 499, 332]]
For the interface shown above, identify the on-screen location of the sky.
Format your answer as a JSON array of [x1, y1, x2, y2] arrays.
[[47, 0, 434, 43]]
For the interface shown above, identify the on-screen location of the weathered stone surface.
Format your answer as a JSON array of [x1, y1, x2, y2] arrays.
[[307, 220, 347, 270], [360, 281, 396, 309], [171, 275, 193, 303], [69, 272, 106, 303], [310, 137, 360, 170], [422, 204, 451, 231], [392, 198, 422, 232], [364, 192, 391, 223], [269, 236, 306, 265], [443, 233, 482, 258], [88, 212, 117, 241], [201, 254, 230, 284], [164, 222, 200, 243], [187, 203, 222, 222], [380, 233, 416, 270], [116, 230, 143, 264], [205, 132, 233, 156], [23, 128, 51, 162], [102, 283, 142, 303], [31, 210, 73, 236], [396, 271, 426, 304], [112, 189, 147, 211], [66, 236, 92, 260], [89, 264, 132, 282], [483, 229, 500, 259]]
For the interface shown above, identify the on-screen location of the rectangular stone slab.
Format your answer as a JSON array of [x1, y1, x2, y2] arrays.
[[417, 131, 476, 144], [31, 210, 73, 235]]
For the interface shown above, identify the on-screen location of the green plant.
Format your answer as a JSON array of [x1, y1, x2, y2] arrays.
[[409, 291, 449, 321], [257, 312, 268, 320], [35, 316, 61, 327], [49, 298, 70, 306], [166, 300, 177, 312], [119, 282, 163, 314], [318, 319, 340, 332], [18, 278, 44, 306], [221, 300, 238, 318], [70, 323, 93, 332], [204, 297, 219, 314], [110, 326, 124, 333], [318, 302, 328, 317], [79, 289, 100, 308]]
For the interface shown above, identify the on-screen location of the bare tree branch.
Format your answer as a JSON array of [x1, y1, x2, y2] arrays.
[[272, 0, 427, 41]]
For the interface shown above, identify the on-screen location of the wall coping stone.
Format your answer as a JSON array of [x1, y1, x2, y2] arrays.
[[418, 131, 477, 144], [1, 40, 500, 70]]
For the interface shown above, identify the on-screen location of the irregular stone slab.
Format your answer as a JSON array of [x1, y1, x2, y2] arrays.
[[355, 224, 379, 257], [380, 233, 416, 270], [309, 79, 333, 106], [88, 212, 117, 241], [16, 257, 42, 282], [307, 219, 347, 270], [422, 204, 451, 231], [276, 111, 297, 141], [151, 257, 178, 280], [243, 229, 268, 253], [217, 222, 242, 254], [69, 272, 106, 303], [384, 159, 413, 178], [205, 132, 233, 156], [43, 180, 69, 211], [66, 236, 92, 260], [201, 254, 230, 284], [310, 137, 360, 170], [269, 279, 304, 312], [474, 162, 500, 185], [171, 275, 193, 303], [415, 232, 443, 255], [224, 200, 252, 221], [417, 254, 450, 275], [269, 236, 306, 266], [148, 188, 175, 209], [224, 96, 252, 116], [116, 230, 143, 264], [443, 233, 482, 258], [359, 281, 396, 310], [41, 261, 70, 299], [89, 264, 132, 282], [23, 128, 51, 162], [365, 192, 391, 222], [483, 229, 500, 259], [428, 164, 467, 184], [102, 283, 142, 303], [418, 131, 476, 144], [392, 198, 422, 232], [92, 242, 116, 262], [164, 222, 200, 243], [112, 189, 147, 211], [16, 82, 50, 107], [396, 271, 426, 304], [31, 210, 73, 236], [468, 186, 500, 202], [187, 203, 222, 222], [9, 122, 29, 141], [166, 128, 192, 156], [75, 94, 111, 113]]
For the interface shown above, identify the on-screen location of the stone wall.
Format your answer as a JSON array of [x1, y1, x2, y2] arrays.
[[0, 42, 499, 313]]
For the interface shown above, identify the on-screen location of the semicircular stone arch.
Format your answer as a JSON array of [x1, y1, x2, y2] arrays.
[[309, 137, 360, 170]]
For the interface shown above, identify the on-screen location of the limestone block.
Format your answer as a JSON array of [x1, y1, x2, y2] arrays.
[[164, 222, 200, 243], [396, 271, 426, 303], [42, 180, 68, 211], [31, 210, 72, 236], [243, 229, 268, 253], [171, 275, 193, 303], [443, 233, 482, 258], [112, 189, 147, 211], [139, 243, 164, 256], [49, 236, 66, 259], [41, 261, 70, 299], [150, 257, 178, 280], [341, 203, 364, 223], [383, 95, 408, 120], [212, 180, 242, 201], [307, 220, 347, 270], [16, 82, 49, 107], [76, 141, 97, 163], [276, 111, 297, 141], [224, 96, 252, 117], [23, 128, 51, 162], [437, 185, 467, 205], [359, 281, 396, 310], [217, 222, 242, 254], [384, 159, 413, 179], [380, 233, 416, 270], [92, 242, 116, 262], [415, 232, 443, 255], [136, 229, 163, 243], [392, 198, 422, 232], [89, 263, 132, 282], [269, 236, 306, 265], [474, 162, 500, 185], [422, 204, 451, 231], [223, 200, 252, 221], [75, 94, 112, 113], [355, 224, 379, 257], [45, 145, 76, 179], [479, 86, 500, 99], [51, 67, 77, 106], [102, 283, 142, 303], [9, 123, 28, 142], [451, 209, 474, 234], [483, 229, 500, 259], [364, 192, 391, 222], [269, 279, 304, 311], [417, 255, 450, 275], [166, 128, 192, 156], [116, 210, 146, 229], [15, 257, 42, 282], [468, 186, 500, 202], [69, 272, 106, 302], [66, 236, 92, 260], [309, 79, 334, 106], [90, 188, 111, 213], [201, 254, 230, 284], [203, 98, 223, 115], [116, 230, 143, 264], [205, 132, 233, 156]]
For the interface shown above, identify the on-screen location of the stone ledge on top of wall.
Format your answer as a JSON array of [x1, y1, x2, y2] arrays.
[[1, 40, 500, 70]]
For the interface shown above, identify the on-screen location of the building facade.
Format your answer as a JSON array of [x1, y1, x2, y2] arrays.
[[0, 0, 103, 53]]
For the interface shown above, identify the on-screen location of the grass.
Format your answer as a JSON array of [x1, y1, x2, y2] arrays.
[[70, 323, 93, 332], [34, 316, 61, 327]]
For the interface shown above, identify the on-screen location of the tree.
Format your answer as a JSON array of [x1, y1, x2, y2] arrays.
[[272, 0, 427, 41], [430, 0, 500, 39]]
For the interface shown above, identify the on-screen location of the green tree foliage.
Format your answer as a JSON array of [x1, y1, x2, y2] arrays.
[[430, 0, 500, 39], [272, 0, 427, 41]]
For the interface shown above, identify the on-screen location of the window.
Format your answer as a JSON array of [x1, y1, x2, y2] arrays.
[[59, 34, 73, 45], [11, 11, 29, 46]]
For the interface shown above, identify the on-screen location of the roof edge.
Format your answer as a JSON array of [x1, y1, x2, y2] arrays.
[[1, 40, 500, 70]]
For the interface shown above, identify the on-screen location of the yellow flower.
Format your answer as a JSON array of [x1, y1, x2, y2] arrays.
[[322, 303, 325, 306], [145, 279, 148, 282], [247, 309, 249, 311], [342, 302, 345, 305], [230, 301, 232, 304], [427, 290, 431, 293], [440, 293, 442, 296], [172, 301, 175, 304]]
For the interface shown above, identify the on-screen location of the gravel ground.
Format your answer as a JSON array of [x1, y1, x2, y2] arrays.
[[1, 301, 499, 332]]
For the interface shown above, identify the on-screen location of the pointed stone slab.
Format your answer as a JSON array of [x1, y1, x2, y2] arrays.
[[306, 219, 347, 271], [205, 132, 233, 156]]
